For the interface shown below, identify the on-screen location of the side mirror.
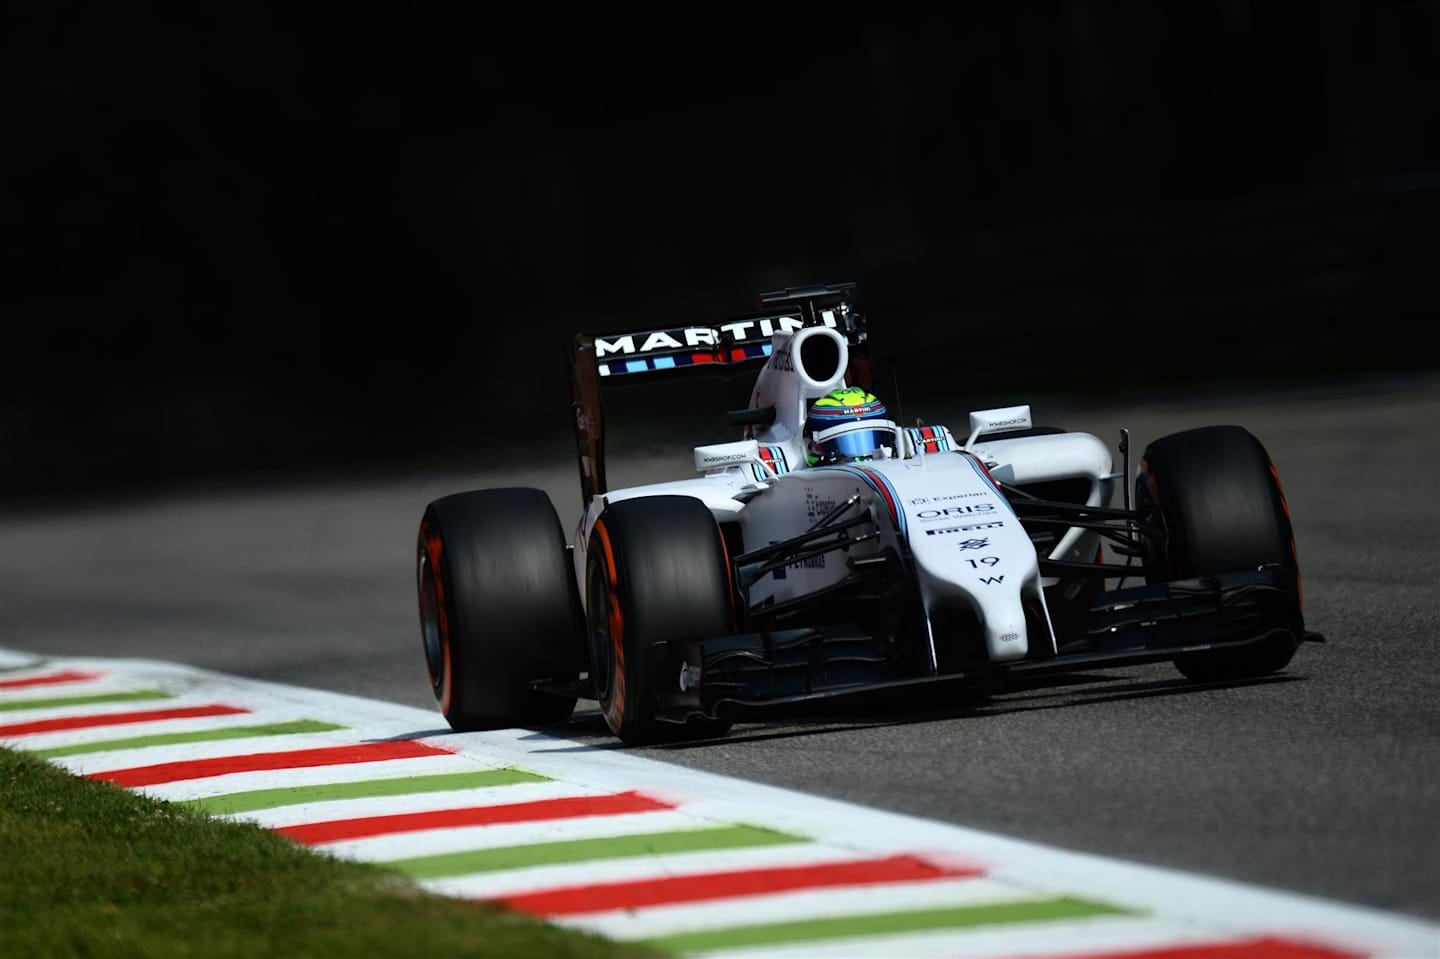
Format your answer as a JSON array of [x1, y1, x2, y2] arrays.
[[965, 404, 1033, 448], [693, 440, 761, 474]]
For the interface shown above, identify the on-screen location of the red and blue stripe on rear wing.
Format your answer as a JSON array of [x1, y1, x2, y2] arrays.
[[589, 282, 866, 378], [594, 330, 774, 378]]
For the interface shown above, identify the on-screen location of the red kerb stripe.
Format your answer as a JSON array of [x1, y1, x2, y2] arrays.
[[0, 704, 249, 737], [0, 669, 102, 689], [500, 853, 982, 917], [1032, 935, 1368, 959], [90, 739, 450, 787], [278, 790, 671, 845]]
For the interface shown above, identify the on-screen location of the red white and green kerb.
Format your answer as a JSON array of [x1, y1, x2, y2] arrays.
[[1, 655, 1431, 959]]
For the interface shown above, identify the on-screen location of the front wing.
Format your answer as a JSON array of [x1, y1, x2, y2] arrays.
[[642, 565, 1321, 723]]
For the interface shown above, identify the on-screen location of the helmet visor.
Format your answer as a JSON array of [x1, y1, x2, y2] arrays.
[[810, 422, 895, 464]]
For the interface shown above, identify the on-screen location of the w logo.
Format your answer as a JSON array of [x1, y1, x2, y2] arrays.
[[979, 575, 1005, 585]]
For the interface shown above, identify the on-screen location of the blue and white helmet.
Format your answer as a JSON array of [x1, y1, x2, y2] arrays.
[[805, 387, 893, 465]]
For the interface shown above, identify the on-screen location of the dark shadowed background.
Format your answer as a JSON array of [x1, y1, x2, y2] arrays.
[[6, 3, 1437, 503]]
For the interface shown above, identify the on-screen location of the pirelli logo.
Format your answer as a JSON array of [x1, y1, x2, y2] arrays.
[[925, 521, 1004, 536]]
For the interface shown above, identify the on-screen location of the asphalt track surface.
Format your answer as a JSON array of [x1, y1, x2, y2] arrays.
[[2, 371, 1436, 925]]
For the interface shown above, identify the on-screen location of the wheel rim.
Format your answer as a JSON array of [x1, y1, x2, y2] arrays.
[[418, 547, 445, 687], [587, 561, 613, 703]]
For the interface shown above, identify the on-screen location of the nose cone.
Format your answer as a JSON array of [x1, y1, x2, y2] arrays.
[[905, 501, 1042, 664], [915, 554, 1034, 662], [886, 451, 1048, 665]]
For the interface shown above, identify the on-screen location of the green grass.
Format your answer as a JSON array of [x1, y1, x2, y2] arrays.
[[0, 747, 667, 959]]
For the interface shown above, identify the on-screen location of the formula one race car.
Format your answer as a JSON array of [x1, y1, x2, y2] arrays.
[[415, 283, 1322, 744]]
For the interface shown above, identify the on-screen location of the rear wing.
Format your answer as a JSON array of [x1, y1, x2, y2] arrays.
[[568, 283, 872, 504]]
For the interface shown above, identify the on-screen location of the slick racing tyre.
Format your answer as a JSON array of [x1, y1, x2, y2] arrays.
[[1135, 425, 1305, 682], [417, 487, 583, 731], [586, 495, 735, 745]]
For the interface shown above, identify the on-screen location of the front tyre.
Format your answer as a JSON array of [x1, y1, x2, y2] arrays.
[[586, 495, 735, 745], [1135, 425, 1305, 682], [417, 487, 583, 731]]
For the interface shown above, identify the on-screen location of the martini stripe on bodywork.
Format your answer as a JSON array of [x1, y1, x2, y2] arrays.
[[954, 450, 1020, 518], [824, 465, 907, 536]]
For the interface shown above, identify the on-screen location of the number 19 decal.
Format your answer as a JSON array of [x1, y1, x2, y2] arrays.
[[964, 556, 1000, 568]]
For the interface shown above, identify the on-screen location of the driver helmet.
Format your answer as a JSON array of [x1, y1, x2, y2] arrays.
[[805, 387, 894, 465]]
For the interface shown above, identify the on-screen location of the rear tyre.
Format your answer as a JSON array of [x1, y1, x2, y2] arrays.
[[586, 495, 735, 745], [1135, 425, 1304, 682], [417, 488, 583, 730]]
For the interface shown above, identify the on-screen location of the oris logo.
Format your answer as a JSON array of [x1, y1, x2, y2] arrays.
[[916, 504, 996, 520]]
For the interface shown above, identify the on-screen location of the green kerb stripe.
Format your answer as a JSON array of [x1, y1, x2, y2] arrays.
[[639, 896, 1133, 953], [31, 720, 347, 758], [387, 824, 803, 880], [0, 689, 170, 712], [181, 769, 551, 815]]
